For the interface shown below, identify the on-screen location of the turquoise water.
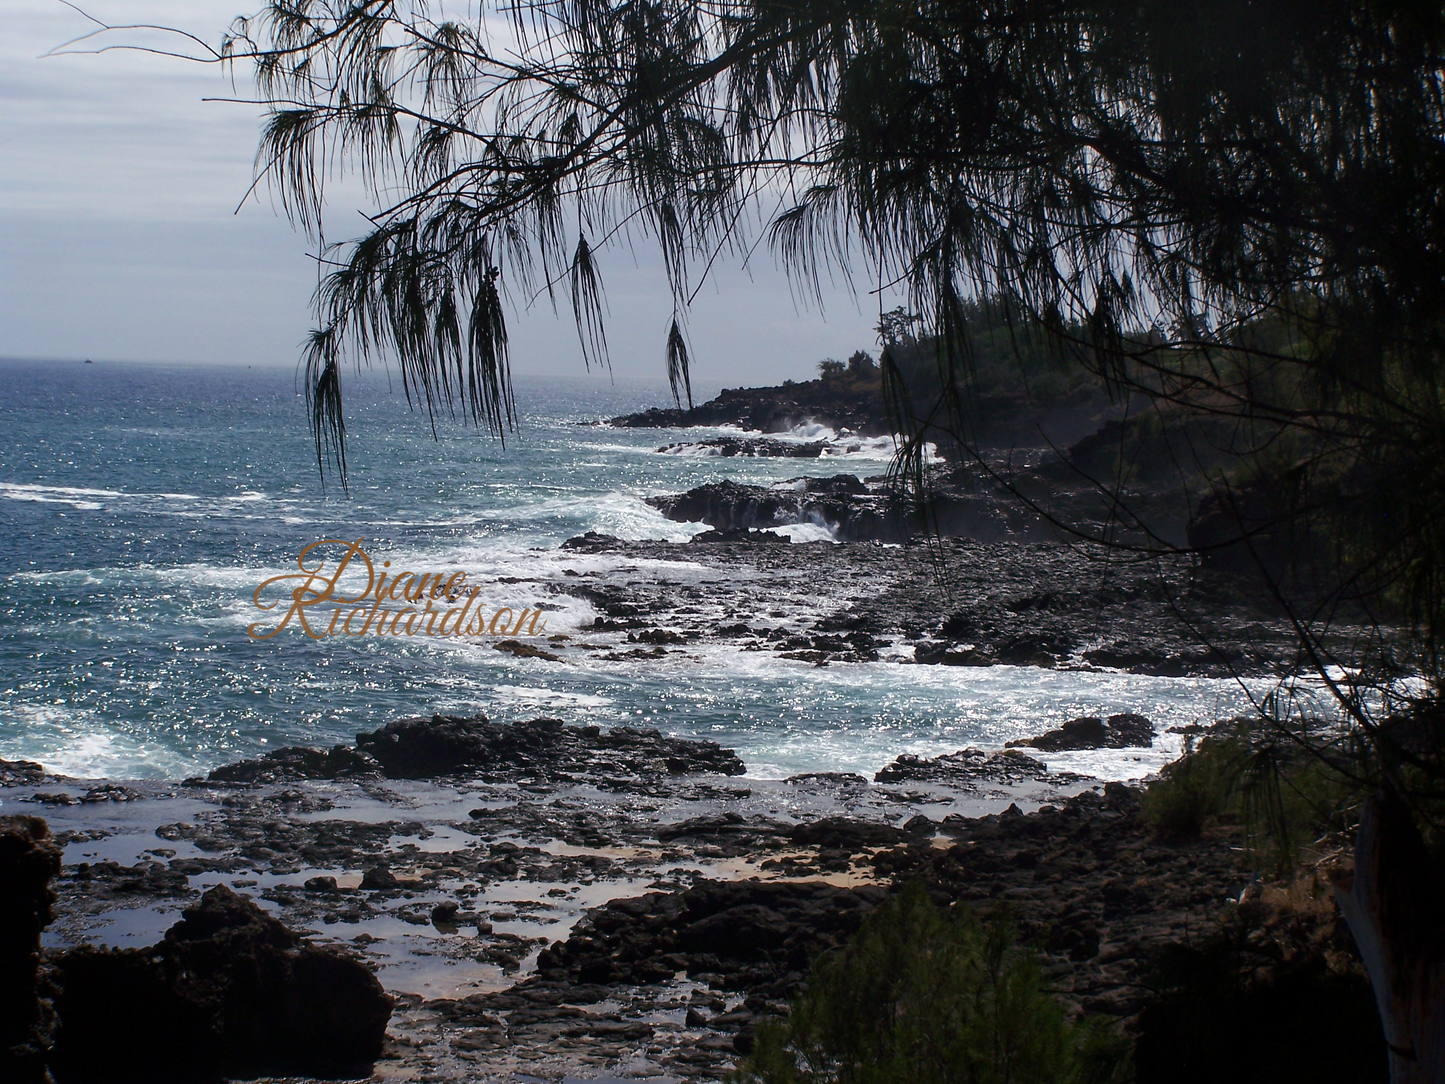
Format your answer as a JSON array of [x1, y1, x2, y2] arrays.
[[0, 359, 1265, 781]]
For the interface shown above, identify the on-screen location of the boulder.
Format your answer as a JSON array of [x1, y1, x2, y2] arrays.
[[874, 747, 1054, 786], [536, 878, 887, 993], [47, 885, 392, 1083], [0, 816, 61, 1084], [656, 437, 827, 457], [1007, 713, 1155, 752], [0, 759, 50, 787]]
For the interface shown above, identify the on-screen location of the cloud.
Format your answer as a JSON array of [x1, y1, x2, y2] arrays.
[[0, 1, 893, 380]]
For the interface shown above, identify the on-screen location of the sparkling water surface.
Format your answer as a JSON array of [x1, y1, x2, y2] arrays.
[[0, 359, 1271, 781]]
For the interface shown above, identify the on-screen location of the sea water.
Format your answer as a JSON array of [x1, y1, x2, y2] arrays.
[[0, 358, 1273, 783]]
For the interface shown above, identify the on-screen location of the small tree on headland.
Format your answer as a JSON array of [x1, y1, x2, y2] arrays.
[[817, 358, 846, 382], [847, 350, 877, 379]]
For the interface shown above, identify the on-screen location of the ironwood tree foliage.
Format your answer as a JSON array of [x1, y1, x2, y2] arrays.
[[205, 3, 1445, 1069], [78, 0, 1445, 1070], [209, 0, 1445, 671], [208, 0, 1445, 774]]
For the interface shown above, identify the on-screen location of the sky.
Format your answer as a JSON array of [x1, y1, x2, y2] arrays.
[[0, 0, 892, 390]]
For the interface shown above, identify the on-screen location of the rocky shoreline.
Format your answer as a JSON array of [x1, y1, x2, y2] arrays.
[[551, 530, 1321, 678], [0, 381, 1391, 1081], [0, 709, 1380, 1082]]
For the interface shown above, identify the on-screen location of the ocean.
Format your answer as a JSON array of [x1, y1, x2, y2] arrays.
[[0, 358, 1267, 782]]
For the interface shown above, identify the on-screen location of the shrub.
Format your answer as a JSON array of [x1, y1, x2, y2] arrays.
[[1140, 725, 1357, 864], [1140, 734, 1245, 839], [737, 883, 1129, 1084]]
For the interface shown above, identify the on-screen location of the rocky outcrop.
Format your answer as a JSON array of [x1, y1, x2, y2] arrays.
[[534, 878, 888, 997], [610, 379, 889, 437], [0, 816, 62, 1084], [0, 759, 50, 787], [646, 475, 904, 542], [514, 786, 1371, 1044], [207, 715, 747, 785], [657, 437, 830, 457], [1007, 713, 1155, 751], [644, 469, 1109, 545], [207, 744, 381, 785], [356, 714, 746, 780], [873, 747, 1062, 786], [47, 885, 392, 1083]]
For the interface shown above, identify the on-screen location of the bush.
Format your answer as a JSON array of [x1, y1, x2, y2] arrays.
[[1140, 734, 1245, 839], [737, 883, 1129, 1084], [1140, 725, 1357, 865]]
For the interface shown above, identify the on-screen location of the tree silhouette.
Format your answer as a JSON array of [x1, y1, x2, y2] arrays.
[[75, 0, 1445, 1069]]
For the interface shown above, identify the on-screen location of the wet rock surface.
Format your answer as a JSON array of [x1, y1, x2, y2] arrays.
[[547, 533, 1318, 677], [646, 475, 898, 542], [358, 714, 746, 781], [656, 436, 831, 457], [47, 885, 392, 1082], [208, 714, 747, 786], [206, 744, 381, 785], [1, 736, 1371, 1082], [0, 816, 61, 1084], [1008, 712, 1156, 752], [7, 719, 1108, 1081], [0, 759, 50, 787], [874, 746, 1079, 787]]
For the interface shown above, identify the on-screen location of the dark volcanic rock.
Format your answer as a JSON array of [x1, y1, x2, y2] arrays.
[[0, 758, 50, 787], [207, 744, 381, 785], [1, 816, 61, 1084], [647, 476, 902, 542], [688, 527, 791, 545], [1082, 644, 1241, 676], [559, 530, 625, 552], [789, 817, 910, 850], [657, 437, 828, 457], [655, 813, 792, 856], [205, 715, 747, 787], [355, 714, 746, 781], [535, 878, 887, 995], [867, 790, 1358, 1024], [610, 379, 889, 437], [1007, 713, 1155, 752], [47, 885, 392, 1083], [873, 747, 1058, 786]]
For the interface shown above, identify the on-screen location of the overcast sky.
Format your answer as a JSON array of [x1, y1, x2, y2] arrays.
[[0, 1, 894, 391]]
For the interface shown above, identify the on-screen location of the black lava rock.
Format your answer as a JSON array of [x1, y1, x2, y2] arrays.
[[1007, 713, 1155, 751], [206, 745, 381, 785], [0, 816, 61, 1084], [354, 714, 746, 780], [47, 885, 392, 1083]]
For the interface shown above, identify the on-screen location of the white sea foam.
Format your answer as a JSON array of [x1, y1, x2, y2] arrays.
[[763, 521, 840, 543], [0, 377, 1285, 782]]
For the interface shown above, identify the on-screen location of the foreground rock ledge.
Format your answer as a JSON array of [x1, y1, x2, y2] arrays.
[[0, 815, 61, 1084], [47, 885, 393, 1083]]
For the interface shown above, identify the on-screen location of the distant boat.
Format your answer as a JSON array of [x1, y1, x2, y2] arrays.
[[84, 359, 93, 364]]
